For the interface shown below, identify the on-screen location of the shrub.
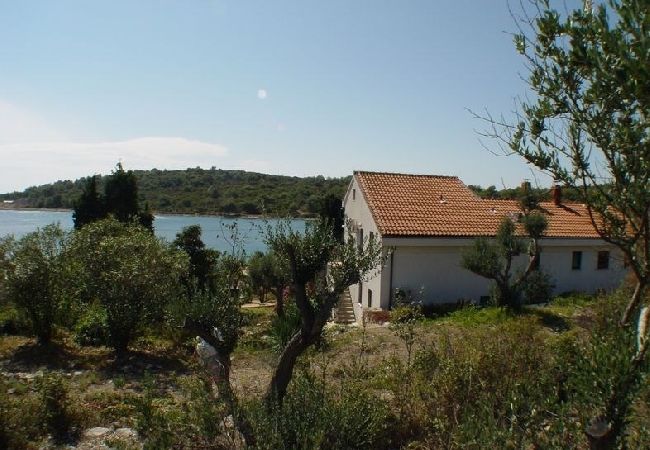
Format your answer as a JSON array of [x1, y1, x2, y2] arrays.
[[389, 303, 424, 364], [522, 270, 554, 304], [67, 219, 188, 352], [6, 224, 66, 344], [73, 302, 109, 346], [39, 373, 74, 443], [245, 370, 392, 450], [0, 304, 30, 336]]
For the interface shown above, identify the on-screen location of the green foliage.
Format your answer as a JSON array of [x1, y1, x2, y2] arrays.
[[72, 163, 155, 231], [0, 379, 43, 449], [103, 163, 140, 224], [0, 303, 30, 335], [39, 373, 74, 443], [73, 302, 109, 346], [490, 2, 650, 441], [173, 225, 220, 293], [264, 219, 384, 402], [0, 235, 15, 304], [442, 305, 510, 327], [560, 292, 650, 447], [389, 303, 424, 364], [6, 224, 67, 343], [319, 193, 344, 242], [247, 251, 289, 305], [522, 269, 555, 304], [245, 371, 392, 450], [72, 175, 104, 229], [269, 302, 301, 352], [3, 168, 351, 217], [67, 218, 188, 352], [133, 373, 175, 449], [462, 216, 550, 309]]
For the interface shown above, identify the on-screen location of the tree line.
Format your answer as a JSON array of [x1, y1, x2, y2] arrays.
[[0, 167, 351, 217]]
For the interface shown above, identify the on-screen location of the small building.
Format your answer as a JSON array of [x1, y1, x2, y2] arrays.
[[343, 171, 627, 320]]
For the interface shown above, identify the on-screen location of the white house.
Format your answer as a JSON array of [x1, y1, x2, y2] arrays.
[[343, 171, 627, 320]]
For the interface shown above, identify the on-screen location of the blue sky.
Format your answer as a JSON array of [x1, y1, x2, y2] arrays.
[[0, 0, 557, 192]]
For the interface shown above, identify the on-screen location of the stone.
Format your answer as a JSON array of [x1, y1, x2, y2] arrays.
[[114, 427, 138, 439], [83, 427, 111, 438]]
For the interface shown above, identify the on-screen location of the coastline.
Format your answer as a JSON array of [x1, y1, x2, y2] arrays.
[[0, 207, 315, 221]]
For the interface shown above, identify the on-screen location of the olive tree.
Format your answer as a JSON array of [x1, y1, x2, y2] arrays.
[[68, 218, 187, 353], [247, 251, 291, 316], [264, 220, 383, 404], [478, 0, 650, 446], [6, 225, 66, 344], [462, 211, 548, 309]]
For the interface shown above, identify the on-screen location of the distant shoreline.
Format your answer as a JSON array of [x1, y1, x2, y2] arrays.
[[0, 206, 313, 220]]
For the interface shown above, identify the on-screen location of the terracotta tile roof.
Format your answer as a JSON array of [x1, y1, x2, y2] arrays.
[[354, 171, 601, 238]]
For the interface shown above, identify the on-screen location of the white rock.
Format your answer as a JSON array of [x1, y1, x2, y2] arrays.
[[83, 427, 111, 438], [114, 427, 138, 439]]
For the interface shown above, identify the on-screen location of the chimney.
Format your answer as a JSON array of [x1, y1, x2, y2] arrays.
[[552, 184, 562, 206]]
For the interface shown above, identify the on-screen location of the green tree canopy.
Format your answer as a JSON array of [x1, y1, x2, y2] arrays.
[[67, 218, 187, 352], [6, 224, 67, 344]]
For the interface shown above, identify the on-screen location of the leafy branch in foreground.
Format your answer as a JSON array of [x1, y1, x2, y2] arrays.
[[475, 0, 650, 446]]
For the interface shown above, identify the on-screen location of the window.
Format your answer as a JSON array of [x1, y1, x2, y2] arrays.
[[357, 228, 364, 251], [597, 251, 610, 270], [369, 231, 374, 242], [367, 289, 373, 308], [352, 189, 356, 200], [572, 251, 583, 270]]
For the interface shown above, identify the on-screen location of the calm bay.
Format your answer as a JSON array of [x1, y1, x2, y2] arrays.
[[0, 209, 306, 254]]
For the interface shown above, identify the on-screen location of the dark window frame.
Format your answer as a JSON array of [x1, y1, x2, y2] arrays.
[[572, 251, 583, 270], [597, 251, 610, 270]]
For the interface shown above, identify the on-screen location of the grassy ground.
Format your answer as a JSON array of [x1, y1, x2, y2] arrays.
[[0, 296, 646, 449]]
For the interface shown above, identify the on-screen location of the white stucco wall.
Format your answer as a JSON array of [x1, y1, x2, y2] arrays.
[[381, 237, 627, 306], [342, 176, 385, 319]]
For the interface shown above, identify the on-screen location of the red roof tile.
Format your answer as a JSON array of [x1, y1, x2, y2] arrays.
[[354, 171, 601, 238]]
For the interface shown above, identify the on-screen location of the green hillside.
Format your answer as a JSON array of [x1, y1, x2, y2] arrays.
[[0, 168, 351, 216]]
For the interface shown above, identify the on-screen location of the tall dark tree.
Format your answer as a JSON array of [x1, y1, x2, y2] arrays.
[[319, 193, 344, 242], [72, 176, 105, 229], [173, 225, 219, 293], [103, 163, 140, 224]]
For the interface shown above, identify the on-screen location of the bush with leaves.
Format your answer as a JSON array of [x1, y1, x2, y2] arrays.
[[6, 224, 67, 344], [39, 373, 75, 443], [245, 370, 392, 450], [522, 269, 555, 305], [73, 301, 109, 347], [389, 294, 424, 365], [67, 218, 187, 352]]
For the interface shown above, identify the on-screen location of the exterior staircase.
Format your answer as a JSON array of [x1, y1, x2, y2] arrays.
[[334, 289, 357, 325]]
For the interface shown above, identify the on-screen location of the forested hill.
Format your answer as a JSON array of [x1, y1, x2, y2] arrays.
[[0, 168, 351, 216]]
